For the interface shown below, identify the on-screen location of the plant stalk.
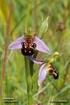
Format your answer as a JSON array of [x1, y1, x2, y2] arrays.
[[24, 56, 33, 105], [1, 2, 13, 104]]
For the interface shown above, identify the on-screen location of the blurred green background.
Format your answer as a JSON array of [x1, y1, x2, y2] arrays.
[[0, 0, 70, 105]]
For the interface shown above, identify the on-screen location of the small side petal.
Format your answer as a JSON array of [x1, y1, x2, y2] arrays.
[[34, 36, 50, 53], [8, 36, 24, 50], [38, 63, 48, 86]]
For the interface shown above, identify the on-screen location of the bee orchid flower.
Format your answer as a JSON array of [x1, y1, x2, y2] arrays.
[[9, 34, 54, 87], [8, 35, 50, 55], [28, 55, 58, 87], [38, 63, 59, 86]]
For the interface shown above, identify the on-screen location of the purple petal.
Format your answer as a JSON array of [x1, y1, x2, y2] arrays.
[[8, 36, 24, 50], [28, 56, 44, 65], [34, 36, 50, 53], [38, 63, 48, 86]]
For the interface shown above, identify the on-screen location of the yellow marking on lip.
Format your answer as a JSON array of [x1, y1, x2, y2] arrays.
[[29, 51, 31, 53]]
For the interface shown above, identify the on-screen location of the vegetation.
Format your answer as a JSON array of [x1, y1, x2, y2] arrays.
[[0, 0, 70, 105]]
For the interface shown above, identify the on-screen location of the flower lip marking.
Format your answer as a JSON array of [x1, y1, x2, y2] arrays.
[[48, 64, 59, 79], [21, 35, 36, 56]]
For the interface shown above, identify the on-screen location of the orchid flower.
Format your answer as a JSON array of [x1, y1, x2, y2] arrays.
[[9, 34, 53, 87], [8, 35, 50, 55], [28, 56, 58, 87], [38, 63, 59, 86]]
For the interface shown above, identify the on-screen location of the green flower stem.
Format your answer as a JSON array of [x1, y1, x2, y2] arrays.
[[24, 56, 33, 105]]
